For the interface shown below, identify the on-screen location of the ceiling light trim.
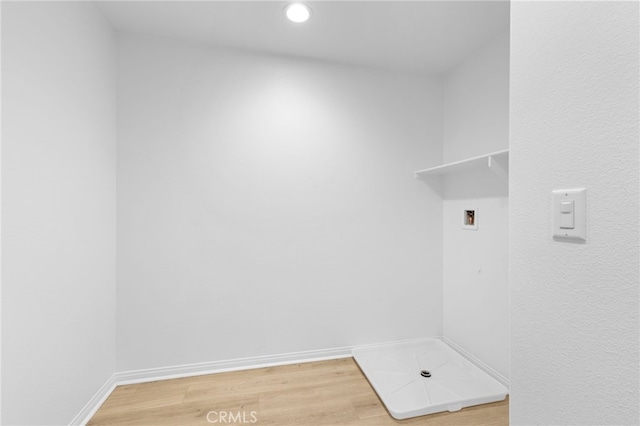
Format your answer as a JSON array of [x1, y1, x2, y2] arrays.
[[284, 3, 312, 23]]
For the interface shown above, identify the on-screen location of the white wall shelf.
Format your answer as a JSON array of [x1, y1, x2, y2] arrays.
[[415, 149, 509, 181]]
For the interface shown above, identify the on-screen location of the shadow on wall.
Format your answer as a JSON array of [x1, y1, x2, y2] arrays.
[[421, 170, 508, 200]]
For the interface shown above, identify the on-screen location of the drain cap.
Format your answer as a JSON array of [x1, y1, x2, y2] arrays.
[[420, 370, 431, 378]]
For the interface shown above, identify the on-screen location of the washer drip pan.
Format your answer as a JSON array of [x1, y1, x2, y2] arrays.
[[352, 339, 507, 420]]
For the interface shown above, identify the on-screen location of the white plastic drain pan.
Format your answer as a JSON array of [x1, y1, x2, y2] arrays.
[[352, 339, 507, 420]]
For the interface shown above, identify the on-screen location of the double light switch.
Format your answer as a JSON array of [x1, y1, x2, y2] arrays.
[[552, 188, 586, 242]]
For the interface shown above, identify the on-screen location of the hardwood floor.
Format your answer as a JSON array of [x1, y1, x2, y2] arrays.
[[88, 358, 508, 425]]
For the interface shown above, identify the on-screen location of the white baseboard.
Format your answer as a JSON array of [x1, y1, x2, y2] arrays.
[[69, 375, 118, 426], [441, 336, 510, 389], [70, 343, 359, 425], [112, 336, 443, 386], [113, 345, 354, 386], [71, 335, 496, 425]]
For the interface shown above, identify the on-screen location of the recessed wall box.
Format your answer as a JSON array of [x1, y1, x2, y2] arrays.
[[462, 208, 478, 230]]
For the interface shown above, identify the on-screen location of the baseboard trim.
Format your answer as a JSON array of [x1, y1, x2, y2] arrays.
[[69, 374, 118, 426], [114, 345, 353, 386], [441, 336, 510, 389], [70, 343, 356, 425], [70, 336, 458, 425]]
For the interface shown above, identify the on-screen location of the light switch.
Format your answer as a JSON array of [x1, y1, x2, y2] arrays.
[[552, 188, 586, 242], [559, 201, 574, 229], [560, 201, 573, 214]]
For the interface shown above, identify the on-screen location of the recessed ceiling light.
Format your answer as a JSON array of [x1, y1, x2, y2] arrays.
[[285, 3, 312, 23]]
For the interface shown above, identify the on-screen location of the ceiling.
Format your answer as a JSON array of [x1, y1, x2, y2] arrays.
[[95, 1, 510, 74]]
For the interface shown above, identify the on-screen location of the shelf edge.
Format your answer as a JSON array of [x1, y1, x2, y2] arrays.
[[414, 149, 509, 177]]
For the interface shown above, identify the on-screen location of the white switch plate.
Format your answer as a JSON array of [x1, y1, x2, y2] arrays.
[[552, 188, 586, 242]]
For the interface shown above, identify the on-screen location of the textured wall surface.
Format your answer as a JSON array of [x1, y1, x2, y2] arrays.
[[116, 34, 444, 371], [441, 32, 510, 381], [510, 2, 639, 424], [1, 2, 117, 424]]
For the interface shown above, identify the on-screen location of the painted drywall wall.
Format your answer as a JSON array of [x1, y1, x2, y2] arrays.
[[443, 33, 509, 164], [1, 2, 117, 425], [441, 33, 510, 381], [0, 2, 4, 421], [116, 34, 444, 370], [510, 2, 639, 424]]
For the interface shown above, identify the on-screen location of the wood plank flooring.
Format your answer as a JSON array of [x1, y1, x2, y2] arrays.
[[88, 358, 508, 425]]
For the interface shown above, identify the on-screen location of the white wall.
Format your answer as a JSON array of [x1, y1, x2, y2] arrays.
[[1, 2, 117, 425], [510, 2, 639, 425], [443, 33, 509, 164], [116, 34, 444, 371], [0, 2, 4, 421], [441, 33, 510, 381]]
